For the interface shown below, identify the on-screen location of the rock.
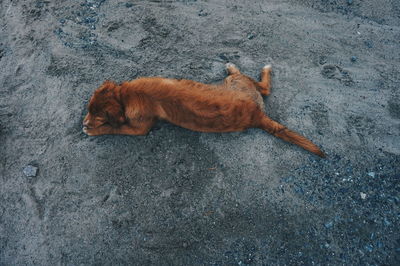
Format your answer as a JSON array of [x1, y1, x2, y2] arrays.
[[198, 9, 209, 17], [324, 221, 333, 229], [360, 192, 367, 200], [351, 56, 357, 62], [365, 244, 373, 252], [294, 185, 304, 195], [23, 165, 38, 177], [364, 40, 373, 48], [367, 172, 375, 178], [84, 17, 96, 24], [247, 33, 256, 40]]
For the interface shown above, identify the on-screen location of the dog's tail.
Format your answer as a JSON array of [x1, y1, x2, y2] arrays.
[[258, 114, 325, 157]]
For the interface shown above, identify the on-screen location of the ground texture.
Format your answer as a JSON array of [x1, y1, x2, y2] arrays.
[[1, 0, 399, 265]]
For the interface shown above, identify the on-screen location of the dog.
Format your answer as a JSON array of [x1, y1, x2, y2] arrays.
[[83, 63, 325, 157]]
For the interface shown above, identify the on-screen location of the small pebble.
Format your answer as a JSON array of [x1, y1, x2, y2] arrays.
[[347, 0, 353, 5], [23, 165, 38, 177], [360, 192, 367, 200], [364, 40, 373, 48], [324, 221, 333, 229], [367, 171, 375, 178], [35, 2, 45, 8], [383, 217, 391, 226], [282, 176, 293, 183], [247, 33, 256, 40], [198, 9, 209, 17], [294, 186, 304, 195], [351, 56, 357, 62], [84, 17, 96, 24], [365, 244, 373, 252]]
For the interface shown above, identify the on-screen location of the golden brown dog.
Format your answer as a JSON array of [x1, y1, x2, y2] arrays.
[[83, 63, 325, 157]]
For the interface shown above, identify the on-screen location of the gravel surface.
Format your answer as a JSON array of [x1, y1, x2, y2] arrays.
[[1, 0, 399, 265]]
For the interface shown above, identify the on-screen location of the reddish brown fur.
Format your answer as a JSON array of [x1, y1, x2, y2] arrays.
[[83, 64, 325, 157]]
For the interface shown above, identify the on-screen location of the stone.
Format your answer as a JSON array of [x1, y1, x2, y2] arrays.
[[324, 221, 333, 229], [23, 165, 38, 177], [367, 172, 375, 178]]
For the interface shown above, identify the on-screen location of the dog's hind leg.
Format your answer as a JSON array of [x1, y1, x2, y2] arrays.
[[257, 65, 272, 96], [225, 63, 241, 75]]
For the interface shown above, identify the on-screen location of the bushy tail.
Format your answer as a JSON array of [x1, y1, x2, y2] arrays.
[[258, 115, 325, 157]]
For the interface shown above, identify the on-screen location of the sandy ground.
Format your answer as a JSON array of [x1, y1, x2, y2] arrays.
[[1, 0, 399, 265]]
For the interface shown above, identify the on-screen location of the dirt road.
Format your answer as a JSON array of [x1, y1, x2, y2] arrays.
[[1, 0, 399, 264]]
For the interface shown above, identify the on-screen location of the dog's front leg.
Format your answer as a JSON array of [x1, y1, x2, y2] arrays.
[[83, 124, 115, 136], [84, 119, 155, 136], [113, 123, 153, 136]]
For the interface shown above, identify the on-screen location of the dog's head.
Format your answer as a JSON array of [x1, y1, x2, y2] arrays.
[[83, 81, 125, 130]]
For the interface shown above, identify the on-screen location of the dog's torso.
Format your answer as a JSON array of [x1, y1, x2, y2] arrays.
[[120, 77, 264, 132]]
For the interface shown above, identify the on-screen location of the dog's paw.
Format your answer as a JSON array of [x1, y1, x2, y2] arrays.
[[226, 63, 240, 74], [83, 125, 113, 136], [225, 62, 236, 69], [263, 64, 272, 71], [83, 127, 94, 136]]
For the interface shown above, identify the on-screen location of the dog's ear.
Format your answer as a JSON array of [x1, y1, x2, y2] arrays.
[[97, 80, 117, 95], [105, 100, 125, 127], [103, 80, 117, 87]]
